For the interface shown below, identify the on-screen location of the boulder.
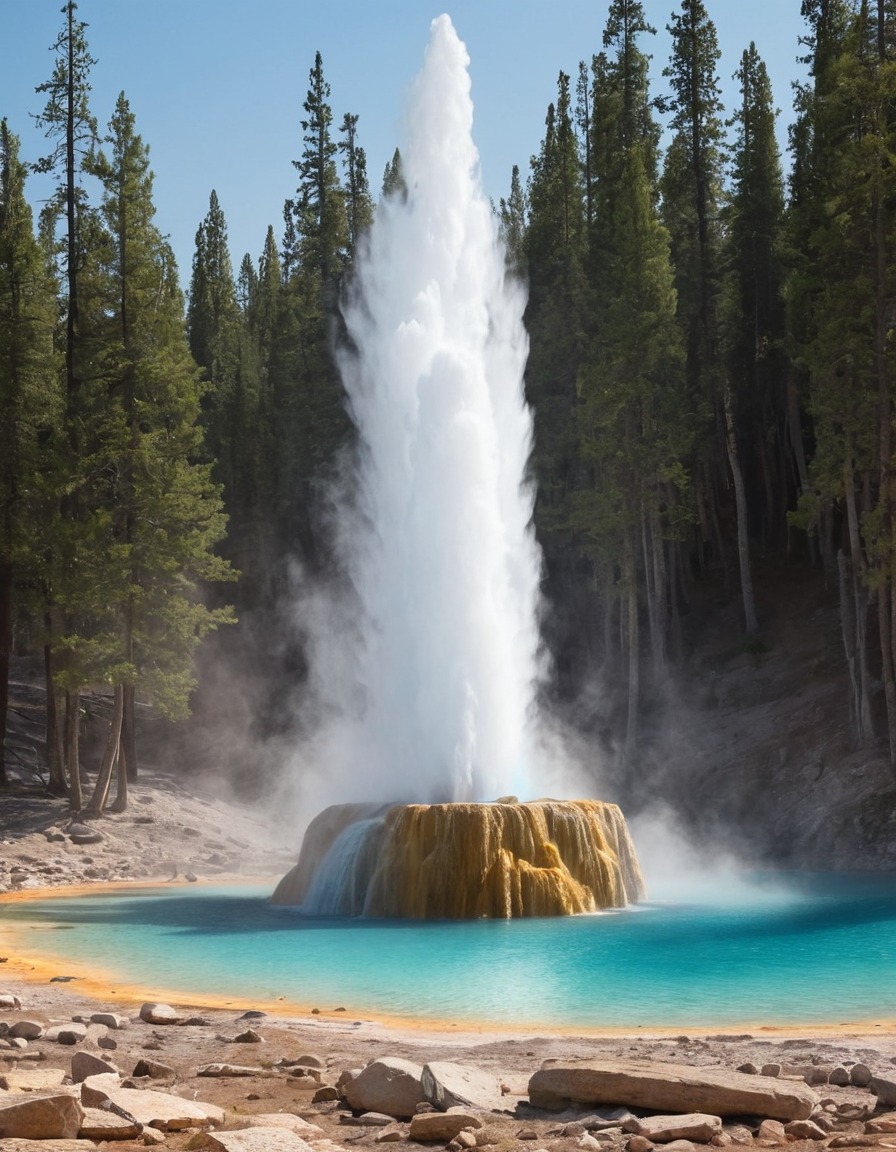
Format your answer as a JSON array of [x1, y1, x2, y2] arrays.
[[131, 1058, 175, 1080], [89, 1012, 128, 1030], [784, 1119, 828, 1141], [626, 1113, 723, 1143], [67, 823, 103, 844], [423, 1060, 508, 1112], [8, 1019, 43, 1040], [236, 1113, 323, 1134], [409, 1109, 485, 1141], [0, 1067, 67, 1092], [197, 1063, 268, 1077], [45, 1023, 87, 1045], [203, 1131, 317, 1152], [871, 1077, 896, 1107], [527, 1060, 818, 1121], [80, 1079, 224, 1130], [757, 1119, 786, 1143], [233, 1029, 263, 1043], [71, 1050, 118, 1082], [342, 1056, 425, 1119], [138, 1002, 181, 1025], [850, 1063, 873, 1088], [866, 1113, 896, 1134], [0, 994, 23, 1010], [0, 1093, 85, 1139]]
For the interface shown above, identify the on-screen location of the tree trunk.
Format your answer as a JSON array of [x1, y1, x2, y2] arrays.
[[86, 685, 123, 815], [43, 637, 66, 795], [623, 532, 639, 767], [724, 386, 759, 634], [64, 688, 82, 811], [0, 558, 11, 785], [842, 458, 875, 745], [121, 683, 138, 782]]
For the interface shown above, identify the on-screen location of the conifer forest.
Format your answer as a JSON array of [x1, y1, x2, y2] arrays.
[[2, 0, 896, 824]]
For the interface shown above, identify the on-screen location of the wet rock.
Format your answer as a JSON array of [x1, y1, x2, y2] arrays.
[[343, 1056, 426, 1119], [0, 1092, 84, 1139], [409, 1109, 484, 1141], [423, 1060, 508, 1112]]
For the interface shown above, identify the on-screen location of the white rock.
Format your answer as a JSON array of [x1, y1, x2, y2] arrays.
[[138, 1002, 181, 1025]]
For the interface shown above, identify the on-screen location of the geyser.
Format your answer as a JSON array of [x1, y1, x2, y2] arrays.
[[272, 800, 646, 918], [281, 17, 646, 917]]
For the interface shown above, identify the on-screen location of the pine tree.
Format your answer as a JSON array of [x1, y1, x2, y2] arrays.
[[0, 122, 61, 786], [338, 112, 373, 258], [498, 164, 527, 275]]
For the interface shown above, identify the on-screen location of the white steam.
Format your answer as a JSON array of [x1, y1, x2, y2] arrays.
[[295, 16, 545, 807]]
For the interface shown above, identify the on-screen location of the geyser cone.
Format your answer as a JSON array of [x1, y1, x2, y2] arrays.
[[272, 800, 646, 919], [303, 14, 543, 806]]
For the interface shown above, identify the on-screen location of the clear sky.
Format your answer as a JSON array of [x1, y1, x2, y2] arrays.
[[3, 0, 808, 286]]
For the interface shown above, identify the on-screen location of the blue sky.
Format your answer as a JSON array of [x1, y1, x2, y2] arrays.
[[3, 1, 808, 284]]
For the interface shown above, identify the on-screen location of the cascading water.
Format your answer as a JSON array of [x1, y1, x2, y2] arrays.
[[301, 14, 544, 808]]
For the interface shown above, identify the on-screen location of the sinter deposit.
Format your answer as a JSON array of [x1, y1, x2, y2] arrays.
[[272, 799, 645, 918]]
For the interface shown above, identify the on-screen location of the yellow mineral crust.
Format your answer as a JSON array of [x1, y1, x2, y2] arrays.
[[273, 799, 645, 918]]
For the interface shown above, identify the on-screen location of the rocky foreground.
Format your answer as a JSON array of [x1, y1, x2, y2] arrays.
[[2, 987, 896, 1152]]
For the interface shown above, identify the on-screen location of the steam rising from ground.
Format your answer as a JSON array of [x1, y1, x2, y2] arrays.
[[294, 16, 546, 810]]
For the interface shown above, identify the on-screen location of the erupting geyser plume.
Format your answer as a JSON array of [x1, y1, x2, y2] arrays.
[[303, 14, 543, 806], [281, 16, 648, 917]]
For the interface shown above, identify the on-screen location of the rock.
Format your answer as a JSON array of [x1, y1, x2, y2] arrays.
[[71, 1050, 118, 1082], [871, 1076, 896, 1106], [196, 1063, 267, 1077], [90, 1012, 128, 1030], [423, 1060, 508, 1112], [627, 1137, 654, 1152], [0, 1093, 85, 1139], [756, 1119, 786, 1143], [710, 1132, 732, 1146], [98, 1035, 118, 1051], [626, 1113, 723, 1143], [527, 1060, 818, 1122], [203, 1131, 318, 1152], [577, 1135, 603, 1150], [80, 1079, 224, 1130], [342, 1056, 425, 1119], [828, 1066, 850, 1087], [232, 1028, 263, 1043], [662, 1142, 695, 1152], [77, 1105, 142, 1140], [409, 1109, 485, 1141], [783, 1119, 828, 1140], [67, 824, 103, 844], [0, 1142, 96, 1151], [45, 1023, 87, 1045], [376, 1127, 404, 1142], [312, 1086, 340, 1102], [737, 1064, 758, 1076], [0, 1067, 67, 1091], [132, 1058, 175, 1080], [138, 1002, 181, 1025], [759, 1064, 781, 1078], [866, 1113, 896, 1134], [0, 993, 23, 1010], [237, 1114, 323, 1134], [143, 1129, 166, 1146], [293, 1053, 326, 1069], [9, 1019, 43, 1040], [851, 1063, 873, 1088]]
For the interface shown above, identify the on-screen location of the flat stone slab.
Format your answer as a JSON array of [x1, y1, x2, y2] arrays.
[[203, 1129, 317, 1152], [197, 1062, 269, 1077], [626, 1113, 723, 1142], [0, 1067, 67, 1092], [238, 1113, 323, 1134], [0, 1142, 96, 1151], [409, 1109, 485, 1141], [423, 1060, 508, 1112], [80, 1079, 225, 1130], [78, 1105, 141, 1140], [527, 1060, 818, 1121], [0, 1093, 85, 1139]]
